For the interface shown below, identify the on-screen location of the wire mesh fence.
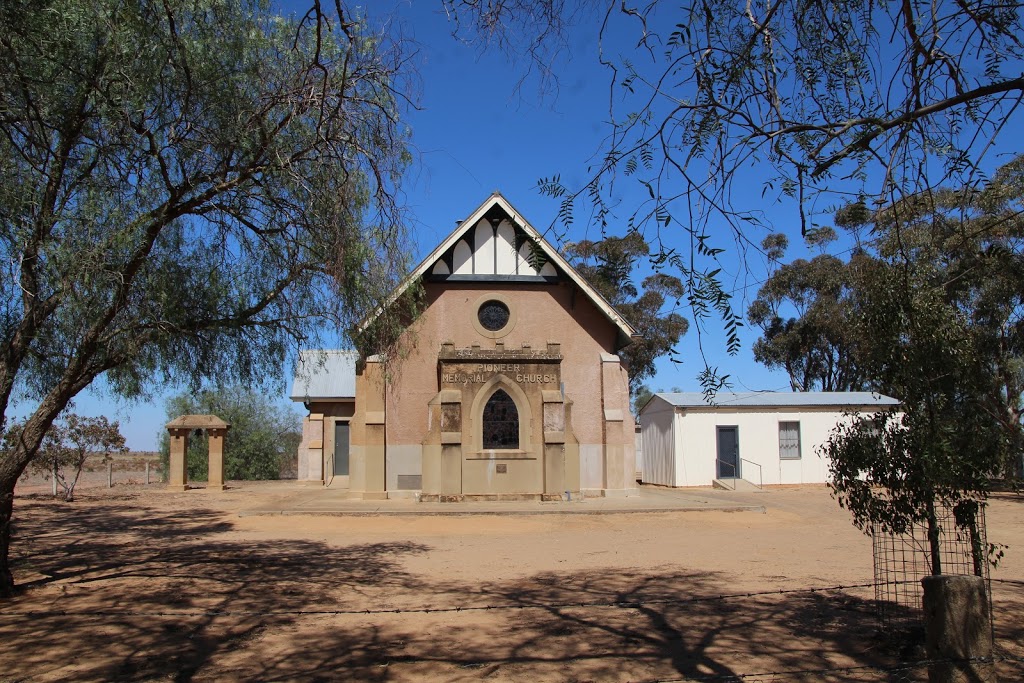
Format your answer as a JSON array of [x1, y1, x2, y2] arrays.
[[872, 501, 991, 632], [3, 579, 1021, 682]]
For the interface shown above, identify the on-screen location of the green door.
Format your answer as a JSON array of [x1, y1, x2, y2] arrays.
[[334, 422, 350, 477]]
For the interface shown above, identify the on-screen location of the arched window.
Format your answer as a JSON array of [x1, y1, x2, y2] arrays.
[[482, 389, 519, 449]]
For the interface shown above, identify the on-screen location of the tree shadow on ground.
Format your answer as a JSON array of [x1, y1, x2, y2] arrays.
[[2, 497, 1021, 682], [2, 496, 429, 682], [203, 570, 937, 682]]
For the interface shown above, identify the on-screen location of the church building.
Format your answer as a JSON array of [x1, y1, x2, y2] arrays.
[[291, 193, 639, 501]]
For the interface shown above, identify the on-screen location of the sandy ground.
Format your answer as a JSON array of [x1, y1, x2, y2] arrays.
[[1, 479, 1021, 682]]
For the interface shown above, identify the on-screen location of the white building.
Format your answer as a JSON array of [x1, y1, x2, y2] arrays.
[[638, 392, 899, 488]]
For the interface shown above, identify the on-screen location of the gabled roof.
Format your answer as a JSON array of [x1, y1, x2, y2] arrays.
[[648, 391, 899, 411], [359, 192, 637, 344], [166, 415, 230, 429], [290, 350, 358, 402]]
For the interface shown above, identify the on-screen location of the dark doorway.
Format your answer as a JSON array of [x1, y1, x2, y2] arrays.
[[334, 422, 350, 477], [716, 426, 739, 478]]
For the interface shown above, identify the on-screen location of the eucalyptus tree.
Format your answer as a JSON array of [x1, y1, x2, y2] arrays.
[[443, 0, 1024, 389], [824, 159, 1024, 573], [748, 245, 868, 392], [0, 0, 414, 595], [563, 233, 689, 396]]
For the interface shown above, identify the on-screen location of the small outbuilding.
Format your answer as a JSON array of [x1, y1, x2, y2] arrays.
[[290, 349, 358, 484], [638, 392, 899, 488]]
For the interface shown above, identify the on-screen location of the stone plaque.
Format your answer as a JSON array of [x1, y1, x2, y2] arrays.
[[440, 360, 560, 388]]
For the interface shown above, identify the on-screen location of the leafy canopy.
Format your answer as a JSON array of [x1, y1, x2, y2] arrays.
[[563, 233, 689, 396], [0, 0, 413, 595], [820, 157, 1024, 570], [748, 232, 868, 392], [159, 385, 302, 482], [444, 0, 1024, 390]]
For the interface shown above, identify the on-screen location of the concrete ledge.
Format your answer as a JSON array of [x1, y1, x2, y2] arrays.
[[235, 482, 768, 516], [544, 431, 565, 444]]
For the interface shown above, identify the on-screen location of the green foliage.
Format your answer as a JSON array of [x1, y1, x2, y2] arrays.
[[564, 235, 689, 397], [820, 157, 1024, 571], [631, 383, 655, 416], [749, 237, 867, 392], [159, 386, 302, 482], [0, 0, 414, 594], [453, 0, 1024, 395]]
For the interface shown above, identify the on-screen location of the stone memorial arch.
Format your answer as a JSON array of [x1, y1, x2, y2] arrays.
[[165, 415, 231, 491]]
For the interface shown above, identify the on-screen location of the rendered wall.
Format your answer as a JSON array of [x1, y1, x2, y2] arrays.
[[296, 401, 355, 482], [664, 406, 889, 487], [366, 281, 635, 498]]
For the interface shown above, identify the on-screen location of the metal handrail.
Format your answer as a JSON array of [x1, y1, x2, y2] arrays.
[[740, 458, 763, 489], [714, 457, 763, 490], [715, 457, 738, 488]]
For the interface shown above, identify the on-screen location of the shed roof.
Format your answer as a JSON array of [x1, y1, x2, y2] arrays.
[[290, 350, 358, 402], [651, 391, 899, 410]]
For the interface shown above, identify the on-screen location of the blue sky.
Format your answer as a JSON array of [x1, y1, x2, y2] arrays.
[[50, 2, 855, 450]]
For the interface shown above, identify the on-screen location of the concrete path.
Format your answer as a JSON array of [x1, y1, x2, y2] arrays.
[[236, 483, 767, 517]]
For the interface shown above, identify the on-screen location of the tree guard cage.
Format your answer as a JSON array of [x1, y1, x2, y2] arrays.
[[872, 501, 993, 634]]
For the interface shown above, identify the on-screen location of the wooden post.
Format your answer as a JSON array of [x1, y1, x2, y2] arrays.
[[107, 461, 113, 488], [51, 462, 57, 497], [922, 575, 994, 683], [145, 461, 150, 485]]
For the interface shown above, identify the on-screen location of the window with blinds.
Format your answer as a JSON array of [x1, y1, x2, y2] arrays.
[[779, 421, 801, 459]]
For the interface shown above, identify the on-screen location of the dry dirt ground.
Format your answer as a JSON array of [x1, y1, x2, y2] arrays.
[[1, 479, 1022, 683]]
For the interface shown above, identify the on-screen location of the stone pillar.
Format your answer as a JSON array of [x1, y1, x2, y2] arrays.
[[356, 355, 387, 500], [297, 413, 324, 481], [422, 389, 462, 501], [600, 353, 636, 497], [207, 427, 228, 491], [922, 575, 994, 683], [542, 390, 566, 500], [440, 392, 463, 499], [168, 428, 190, 492]]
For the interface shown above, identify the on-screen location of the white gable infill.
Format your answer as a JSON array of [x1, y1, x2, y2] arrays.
[[359, 192, 637, 342]]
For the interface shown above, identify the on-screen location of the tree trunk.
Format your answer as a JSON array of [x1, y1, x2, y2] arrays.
[[926, 497, 942, 576], [0, 392, 76, 596], [0, 485, 13, 597]]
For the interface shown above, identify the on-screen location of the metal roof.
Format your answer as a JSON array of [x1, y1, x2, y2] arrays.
[[652, 391, 899, 409], [289, 350, 358, 402]]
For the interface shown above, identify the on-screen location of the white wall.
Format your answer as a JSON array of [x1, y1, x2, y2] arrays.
[[642, 403, 887, 487], [681, 407, 883, 486]]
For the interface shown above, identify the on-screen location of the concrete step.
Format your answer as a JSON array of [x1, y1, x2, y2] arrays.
[[712, 477, 761, 491]]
